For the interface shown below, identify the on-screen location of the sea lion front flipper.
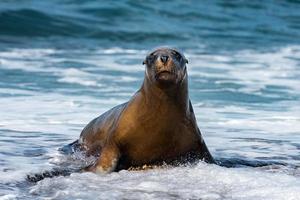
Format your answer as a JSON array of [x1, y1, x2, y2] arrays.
[[87, 143, 120, 174]]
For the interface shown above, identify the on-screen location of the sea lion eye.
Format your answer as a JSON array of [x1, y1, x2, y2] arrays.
[[143, 53, 155, 65], [148, 53, 156, 63], [172, 51, 182, 62], [172, 51, 188, 64]]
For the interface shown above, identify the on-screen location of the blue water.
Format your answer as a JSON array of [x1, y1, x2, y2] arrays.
[[0, 1, 300, 199]]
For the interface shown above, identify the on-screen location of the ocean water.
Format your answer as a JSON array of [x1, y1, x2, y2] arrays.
[[0, 1, 300, 199]]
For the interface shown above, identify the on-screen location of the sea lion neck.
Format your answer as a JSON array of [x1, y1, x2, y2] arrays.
[[140, 74, 190, 112]]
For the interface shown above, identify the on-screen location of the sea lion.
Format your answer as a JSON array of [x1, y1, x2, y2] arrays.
[[73, 47, 214, 173]]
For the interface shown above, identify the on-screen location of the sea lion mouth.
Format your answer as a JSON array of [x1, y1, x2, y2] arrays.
[[155, 70, 177, 83]]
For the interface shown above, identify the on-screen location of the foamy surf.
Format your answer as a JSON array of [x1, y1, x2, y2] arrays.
[[27, 162, 300, 200], [0, 45, 299, 199]]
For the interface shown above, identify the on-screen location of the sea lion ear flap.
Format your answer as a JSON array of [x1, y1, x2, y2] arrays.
[[181, 52, 188, 64], [143, 56, 147, 65]]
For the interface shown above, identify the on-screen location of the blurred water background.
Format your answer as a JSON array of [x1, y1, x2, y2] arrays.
[[0, 0, 300, 199]]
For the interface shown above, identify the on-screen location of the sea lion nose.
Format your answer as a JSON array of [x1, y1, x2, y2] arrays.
[[160, 55, 169, 64]]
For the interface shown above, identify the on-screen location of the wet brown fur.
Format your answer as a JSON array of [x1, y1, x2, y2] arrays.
[[79, 47, 214, 173]]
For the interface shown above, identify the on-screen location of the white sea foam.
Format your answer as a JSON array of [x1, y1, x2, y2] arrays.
[[28, 162, 300, 200], [0, 93, 121, 133], [0, 194, 17, 200], [0, 46, 300, 199], [188, 45, 300, 94], [57, 68, 101, 87], [194, 102, 300, 135], [99, 47, 147, 54], [0, 48, 56, 58], [0, 48, 142, 88]]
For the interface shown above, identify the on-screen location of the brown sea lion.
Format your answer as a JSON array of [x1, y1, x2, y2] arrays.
[[77, 47, 214, 173]]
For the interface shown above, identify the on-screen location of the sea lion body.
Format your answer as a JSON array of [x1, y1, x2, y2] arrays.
[[77, 47, 214, 173]]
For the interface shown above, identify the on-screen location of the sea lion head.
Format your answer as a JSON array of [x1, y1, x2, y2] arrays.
[[143, 47, 188, 87]]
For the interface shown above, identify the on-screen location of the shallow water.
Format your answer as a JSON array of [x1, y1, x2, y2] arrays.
[[0, 1, 300, 199]]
